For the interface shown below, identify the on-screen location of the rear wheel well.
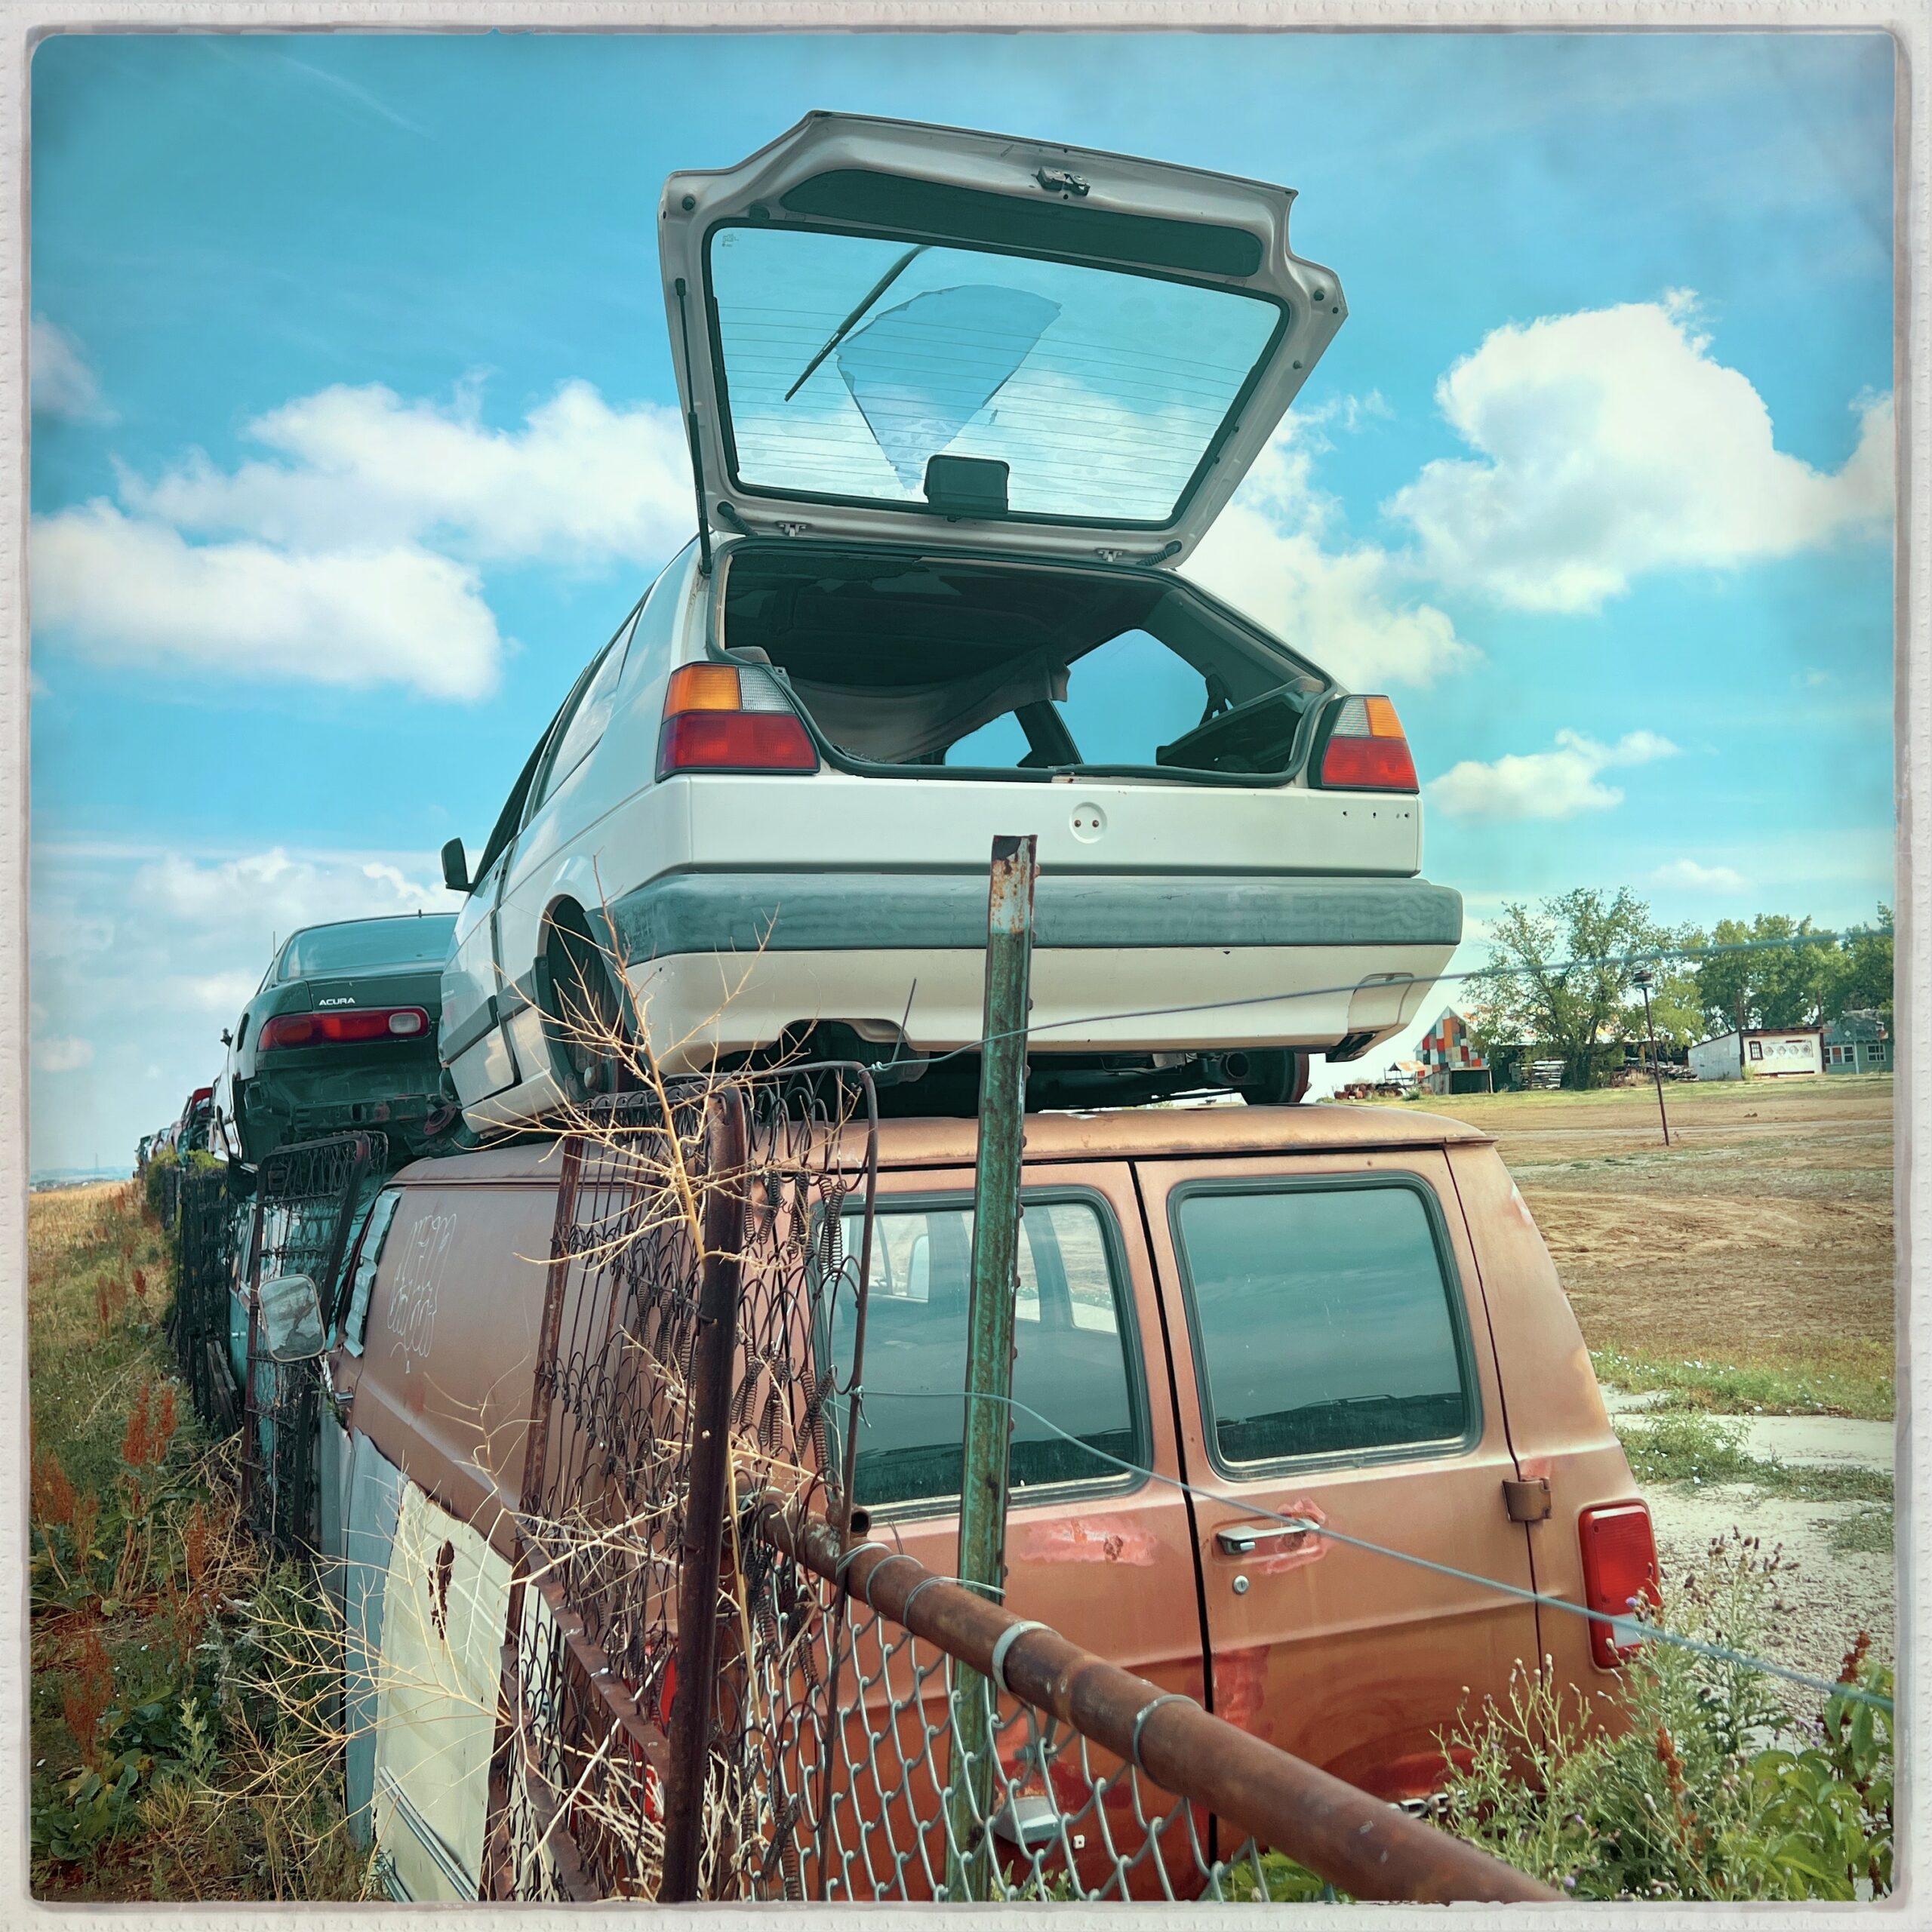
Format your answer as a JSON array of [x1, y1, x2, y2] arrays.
[[535, 901, 635, 1102]]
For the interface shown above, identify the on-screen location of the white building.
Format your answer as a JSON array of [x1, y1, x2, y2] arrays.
[[1687, 1027, 1824, 1081]]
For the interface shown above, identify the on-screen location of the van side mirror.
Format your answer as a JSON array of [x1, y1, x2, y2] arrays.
[[260, 1272, 328, 1361], [440, 837, 471, 894]]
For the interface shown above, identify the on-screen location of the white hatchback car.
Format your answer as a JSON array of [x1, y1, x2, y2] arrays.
[[438, 112, 1460, 1131]]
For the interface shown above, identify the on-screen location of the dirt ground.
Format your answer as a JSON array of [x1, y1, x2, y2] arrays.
[[1392, 1074, 1900, 1686], [1404, 1074, 1897, 1387]]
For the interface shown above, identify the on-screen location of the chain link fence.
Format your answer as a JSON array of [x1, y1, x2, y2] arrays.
[[485, 1072, 1552, 1906]]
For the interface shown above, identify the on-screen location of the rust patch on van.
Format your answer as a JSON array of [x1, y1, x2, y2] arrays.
[[430, 1538, 455, 1641], [1248, 1497, 1329, 1576], [1214, 1644, 1270, 1736], [1021, 1518, 1157, 1567]]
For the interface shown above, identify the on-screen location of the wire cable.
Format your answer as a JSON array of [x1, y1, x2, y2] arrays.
[[857, 924, 1892, 1077], [848, 1387, 1895, 1715]]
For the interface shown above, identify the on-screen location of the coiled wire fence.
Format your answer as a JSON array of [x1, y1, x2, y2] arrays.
[[484, 1069, 1550, 1907], [171, 1160, 239, 1435], [238, 1130, 386, 1555]]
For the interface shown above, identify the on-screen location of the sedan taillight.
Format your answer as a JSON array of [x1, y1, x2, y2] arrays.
[[657, 663, 818, 777], [1318, 693, 1419, 792], [1578, 1501, 1660, 1668], [259, 1008, 430, 1051]]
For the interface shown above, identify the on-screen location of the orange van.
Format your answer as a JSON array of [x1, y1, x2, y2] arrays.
[[318, 1102, 1653, 1901]]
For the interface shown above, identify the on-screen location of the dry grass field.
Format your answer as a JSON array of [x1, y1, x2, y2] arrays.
[[1383, 1073, 1897, 1417]]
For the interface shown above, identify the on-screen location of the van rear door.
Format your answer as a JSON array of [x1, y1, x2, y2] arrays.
[[1137, 1147, 1538, 1801]]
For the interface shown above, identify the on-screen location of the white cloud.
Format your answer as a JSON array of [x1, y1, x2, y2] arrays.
[[122, 379, 694, 568], [1429, 728, 1679, 821], [32, 1037, 94, 1074], [1651, 858, 1749, 895], [1185, 416, 1478, 689], [30, 842, 466, 1165], [33, 376, 694, 700], [1386, 296, 1894, 612], [128, 844, 457, 946], [31, 316, 115, 423], [31, 503, 503, 700]]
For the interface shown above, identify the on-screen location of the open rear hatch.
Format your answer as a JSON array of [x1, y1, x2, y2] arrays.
[[660, 112, 1345, 564]]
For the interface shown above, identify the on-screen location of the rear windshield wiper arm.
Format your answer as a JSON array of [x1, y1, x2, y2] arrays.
[[784, 245, 928, 402]]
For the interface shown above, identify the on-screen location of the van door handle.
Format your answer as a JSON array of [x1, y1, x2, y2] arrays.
[[1216, 1519, 1318, 1556]]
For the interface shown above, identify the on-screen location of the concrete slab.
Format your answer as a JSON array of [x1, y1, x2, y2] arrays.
[[1617, 1411, 1894, 1472]]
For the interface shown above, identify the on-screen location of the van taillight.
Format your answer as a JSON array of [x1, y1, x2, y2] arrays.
[[1318, 694, 1418, 792], [657, 662, 818, 777], [1578, 1502, 1660, 1669], [259, 1008, 430, 1051]]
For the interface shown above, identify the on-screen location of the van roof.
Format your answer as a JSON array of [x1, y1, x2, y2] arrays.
[[389, 1101, 1490, 1189], [878, 1100, 1493, 1163]]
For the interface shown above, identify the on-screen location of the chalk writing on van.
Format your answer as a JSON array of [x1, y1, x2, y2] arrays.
[[388, 1208, 457, 1375]]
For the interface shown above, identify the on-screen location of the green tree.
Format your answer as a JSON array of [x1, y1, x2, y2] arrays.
[[1831, 903, 1894, 1021], [1469, 888, 1672, 1088], [1694, 910, 1886, 1033]]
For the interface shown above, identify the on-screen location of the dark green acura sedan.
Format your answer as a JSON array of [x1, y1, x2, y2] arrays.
[[216, 912, 459, 1169]]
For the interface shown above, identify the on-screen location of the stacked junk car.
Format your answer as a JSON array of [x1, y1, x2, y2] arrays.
[[158, 114, 1654, 1906]]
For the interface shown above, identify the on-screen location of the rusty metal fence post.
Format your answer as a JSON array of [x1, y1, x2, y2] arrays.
[[660, 1084, 749, 1901], [947, 832, 1038, 1899]]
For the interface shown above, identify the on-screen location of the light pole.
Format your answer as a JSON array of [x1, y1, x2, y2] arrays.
[[1632, 966, 1670, 1146]]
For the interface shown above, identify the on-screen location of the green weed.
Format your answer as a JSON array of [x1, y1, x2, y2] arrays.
[[1617, 1412, 1891, 1504], [1593, 1348, 1893, 1422], [1829, 1508, 1894, 1557], [1437, 1534, 1893, 1900]]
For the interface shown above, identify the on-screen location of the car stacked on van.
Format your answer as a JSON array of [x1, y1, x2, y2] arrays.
[[180, 115, 1654, 1903]]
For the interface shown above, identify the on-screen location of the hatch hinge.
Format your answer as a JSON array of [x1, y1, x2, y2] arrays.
[[1503, 1477, 1552, 1524], [672, 276, 713, 576]]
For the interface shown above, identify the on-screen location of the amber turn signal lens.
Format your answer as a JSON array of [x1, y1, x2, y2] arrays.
[[663, 663, 743, 715]]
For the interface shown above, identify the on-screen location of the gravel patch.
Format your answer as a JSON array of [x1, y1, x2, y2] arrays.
[[1645, 1482, 1895, 1719]]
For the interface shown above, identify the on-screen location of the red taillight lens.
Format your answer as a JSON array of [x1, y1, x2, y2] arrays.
[[1579, 1502, 1660, 1669], [657, 660, 820, 777], [657, 711, 818, 777], [1318, 693, 1419, 792], [259, 1007, 431, 1051]]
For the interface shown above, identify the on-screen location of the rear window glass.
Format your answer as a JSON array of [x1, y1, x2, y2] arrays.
[[828, 1197, 1141, 1509], [278, 915, 457, 982], [1173, 1181, 1472, 1468], [709, 227, 1283, 527]]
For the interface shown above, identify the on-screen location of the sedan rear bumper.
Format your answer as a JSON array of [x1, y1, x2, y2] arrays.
[[605, 870, 1461, 1071]]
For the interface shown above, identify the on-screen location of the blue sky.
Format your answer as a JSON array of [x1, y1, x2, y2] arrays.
[[28, 31, 1896, 1170]]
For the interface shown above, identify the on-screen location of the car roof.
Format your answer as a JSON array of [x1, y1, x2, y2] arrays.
[[389, 1102, 1490, 1190], [285, 910, 457, 940]]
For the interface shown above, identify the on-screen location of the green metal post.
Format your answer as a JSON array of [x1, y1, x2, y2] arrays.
[[945, 833, 1038, 1900]]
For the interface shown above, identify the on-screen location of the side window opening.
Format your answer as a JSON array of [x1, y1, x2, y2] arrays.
[[721, 548, 1327, 779], [827, 1195, 1143, 1509], [343, 1189, 403, 1358], [527, 602, 645, 820], [1172, 1179, 1475, 1470]]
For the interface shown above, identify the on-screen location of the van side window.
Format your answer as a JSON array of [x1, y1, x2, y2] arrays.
[[343, 1190, 402, 1357], [1172, 1180, 1472, 1469], [829, 1195, 1143, 1509]]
